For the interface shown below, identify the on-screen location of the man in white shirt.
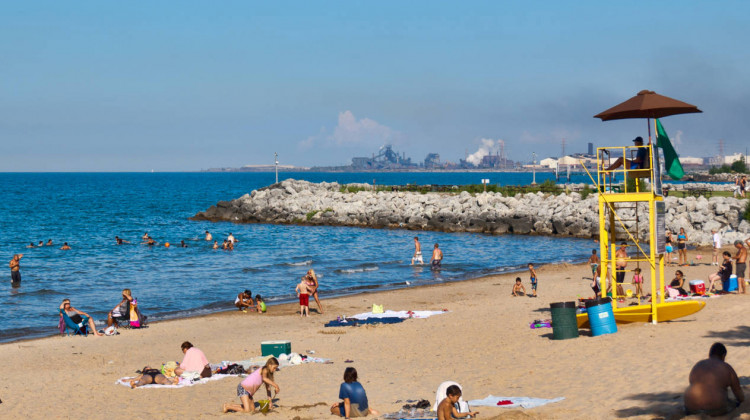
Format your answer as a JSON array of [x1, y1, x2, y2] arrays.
[[712, 229, 722, 266]]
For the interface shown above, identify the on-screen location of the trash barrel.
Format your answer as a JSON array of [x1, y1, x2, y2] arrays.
[[550, 301, 579, 340], [586, 297, 617, 337]]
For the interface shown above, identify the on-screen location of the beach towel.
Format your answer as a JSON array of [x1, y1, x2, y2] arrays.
[[325, 317, 405, 327], [467, 395, 565, 409], [350, 310, 447, 320], [116, 373, 236, 389]]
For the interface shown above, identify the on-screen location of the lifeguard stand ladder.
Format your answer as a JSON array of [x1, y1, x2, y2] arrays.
[[577, 143, 705, 326]]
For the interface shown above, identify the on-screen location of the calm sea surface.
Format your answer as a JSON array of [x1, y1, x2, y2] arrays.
[[0, 172, 593, 342]]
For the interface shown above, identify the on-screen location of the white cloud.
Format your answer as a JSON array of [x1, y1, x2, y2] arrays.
[[300, 111, 400, 150]]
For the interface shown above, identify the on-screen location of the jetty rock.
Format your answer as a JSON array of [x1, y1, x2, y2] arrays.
[[191, 179, 749, 246]]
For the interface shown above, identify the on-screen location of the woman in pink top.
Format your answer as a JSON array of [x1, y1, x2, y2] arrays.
[[174, 341, 211, 377], [223, 357, 280, 413]]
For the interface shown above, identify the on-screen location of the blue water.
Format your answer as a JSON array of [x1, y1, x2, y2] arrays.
[[0, 172, 593, 342]]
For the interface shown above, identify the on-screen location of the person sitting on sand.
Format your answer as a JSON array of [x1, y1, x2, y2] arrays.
[[129, 366, 178, 388], [669, 270, 688, 296], [331, 367, 379, 418], [223, 357, 280, 413], [60, 242, 71, 250], [708, 252, 733, 293], [235, 290, 255, 312], [255, 295, 267, 313], [511, 277, 526, 297], [107, 288, 134, 327], [437, 385, 479, 420], [174, 341, 211, 378], [59, 299, 103, 336], [684, 342, 744, 416]]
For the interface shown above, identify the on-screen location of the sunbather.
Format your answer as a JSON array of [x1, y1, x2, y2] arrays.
[[174, 341, 211, 377], [129, 366, 178, 388], [59, 299, 103, 336]]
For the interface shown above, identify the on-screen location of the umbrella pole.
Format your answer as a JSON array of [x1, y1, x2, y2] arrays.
[[647, 118, 652, 144]]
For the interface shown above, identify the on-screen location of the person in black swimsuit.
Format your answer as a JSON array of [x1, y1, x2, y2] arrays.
[[129, 366, 178, 388]]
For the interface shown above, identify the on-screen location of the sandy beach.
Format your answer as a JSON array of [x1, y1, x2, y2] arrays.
[[2, 248, 750, 420]]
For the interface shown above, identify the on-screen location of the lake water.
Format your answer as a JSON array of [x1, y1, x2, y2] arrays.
[[0, 172, 593, 342]]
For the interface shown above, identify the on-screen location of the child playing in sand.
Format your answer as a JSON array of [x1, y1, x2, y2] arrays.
[[223, 357, 280, 413], [256, 295, 267, 313], [296, 277, 310, 317], [511, 277, 526, 297], [437, 385, 479, 420], [528, 263, 538, 297], [632, 267, 644, 297]]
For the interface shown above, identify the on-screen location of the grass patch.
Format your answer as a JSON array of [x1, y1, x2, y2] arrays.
[[306, 210, 319, 221]]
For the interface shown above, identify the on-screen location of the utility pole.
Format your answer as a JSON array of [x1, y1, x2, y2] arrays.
[[531, 152, 537, 185], [274, 152, 279, 184]]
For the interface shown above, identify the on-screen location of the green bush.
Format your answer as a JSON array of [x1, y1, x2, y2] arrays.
[[744, 200, 750, 222], [306, 210, 319, 221], [581, 184, 592, 199], [731, 157, 748, 173]]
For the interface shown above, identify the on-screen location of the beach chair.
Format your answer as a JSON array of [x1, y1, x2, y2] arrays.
[[59, 309, 89, 336]]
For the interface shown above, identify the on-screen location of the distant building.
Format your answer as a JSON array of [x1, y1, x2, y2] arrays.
[[679, 156, 704, 166], [722, 153, 749, 165], [588, 142, 594, 155], [351, 145, 416, 169], [424, 153, 440, 168]]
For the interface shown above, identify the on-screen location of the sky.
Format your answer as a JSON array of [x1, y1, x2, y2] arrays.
[[1, 1, 749, 171]]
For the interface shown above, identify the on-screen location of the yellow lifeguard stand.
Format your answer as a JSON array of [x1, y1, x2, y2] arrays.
[[577, 142, 705, 326]]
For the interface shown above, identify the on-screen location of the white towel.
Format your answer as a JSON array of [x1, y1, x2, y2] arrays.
[[467, 395, 565, 409]]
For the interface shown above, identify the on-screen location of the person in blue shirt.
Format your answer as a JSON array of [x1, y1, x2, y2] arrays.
[[330, 367, 379, 418], [605, 136, 651, 171]]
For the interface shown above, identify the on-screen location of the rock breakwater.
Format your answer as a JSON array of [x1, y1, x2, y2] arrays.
[[191, 180, 750, 246]]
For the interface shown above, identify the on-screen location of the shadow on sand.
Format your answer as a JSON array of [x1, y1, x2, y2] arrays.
[[612, 391, 683, 419], [703, 325, 750, 347]]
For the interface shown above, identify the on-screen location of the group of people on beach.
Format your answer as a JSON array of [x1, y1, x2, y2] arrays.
[[57, 288, 146, 337], [295, 269, 323, 317]]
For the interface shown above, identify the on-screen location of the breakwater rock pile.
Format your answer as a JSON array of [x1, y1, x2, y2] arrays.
[[192, 180, 750, 246]]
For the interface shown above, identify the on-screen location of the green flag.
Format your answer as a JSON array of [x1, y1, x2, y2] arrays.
[[656, 119, 684, 180]]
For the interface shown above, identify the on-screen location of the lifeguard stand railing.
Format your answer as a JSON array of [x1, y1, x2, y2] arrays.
[[596, 144, 665, 321]]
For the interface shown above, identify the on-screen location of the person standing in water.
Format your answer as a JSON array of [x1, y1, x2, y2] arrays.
[[411, 236, 423, 265], [9, 254, 22, 287], [205, 230, 212, 241], [430, 243, 443, 270]]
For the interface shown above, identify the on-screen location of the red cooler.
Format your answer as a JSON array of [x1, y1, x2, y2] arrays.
[[689, 280, 706, 295]]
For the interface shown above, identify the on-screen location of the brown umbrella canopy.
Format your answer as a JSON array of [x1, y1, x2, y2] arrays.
[[594, 90, 702, 121]]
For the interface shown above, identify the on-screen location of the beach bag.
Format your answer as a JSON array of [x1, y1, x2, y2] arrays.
[[372, 304, 384, 314], [129, 299, 141, 328], [161, 361, 178, 377], [200, 364, 212, 378]]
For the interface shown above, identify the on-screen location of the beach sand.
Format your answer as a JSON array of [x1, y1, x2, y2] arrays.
[[2, 248, 750, 420]]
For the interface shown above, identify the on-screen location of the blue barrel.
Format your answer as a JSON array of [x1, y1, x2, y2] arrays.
[[586, 298, 617, 336]]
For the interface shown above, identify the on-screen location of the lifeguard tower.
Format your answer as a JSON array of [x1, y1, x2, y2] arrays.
[[577, 90, 705, 326]]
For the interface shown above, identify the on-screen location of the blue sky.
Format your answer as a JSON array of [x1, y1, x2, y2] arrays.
[[1, 1, 748, 171]]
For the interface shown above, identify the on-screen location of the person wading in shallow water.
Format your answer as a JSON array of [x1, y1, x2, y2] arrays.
[[9, 254, 22, 287]]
